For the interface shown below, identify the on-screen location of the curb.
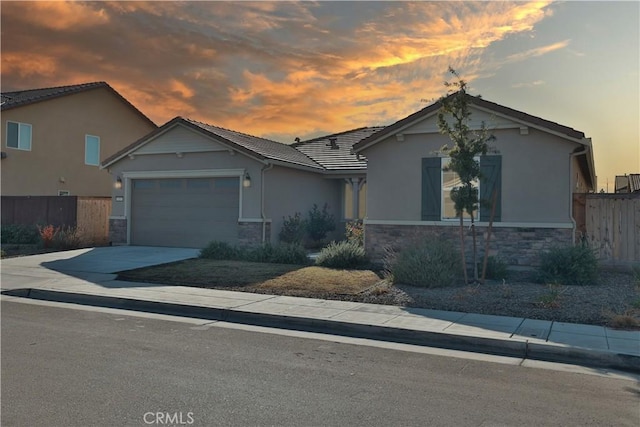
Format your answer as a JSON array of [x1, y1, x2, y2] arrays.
[[3, 288, 638, 374]]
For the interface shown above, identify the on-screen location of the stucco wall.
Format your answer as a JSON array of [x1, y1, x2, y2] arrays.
[[363, 127, 581, 224], [264, 166, 342, 243], [1, 87, 155, 196]]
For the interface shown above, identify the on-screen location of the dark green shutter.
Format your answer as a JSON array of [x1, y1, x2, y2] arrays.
[[480, 155, 502, 222], [421, 157, 442, 221]]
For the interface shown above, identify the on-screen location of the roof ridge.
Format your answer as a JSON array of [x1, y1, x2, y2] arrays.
[[1, 81, 106, 95], [181, 118, 324, 170], [294, 126, 385, 146], [183, 117, 290, 146]]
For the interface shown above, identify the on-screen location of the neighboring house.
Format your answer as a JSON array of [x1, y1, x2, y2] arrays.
[[614, 174, 640, 193], [352, 93, 596, 265], [1, 82, 157, 197], [101, 117, 382, 248]]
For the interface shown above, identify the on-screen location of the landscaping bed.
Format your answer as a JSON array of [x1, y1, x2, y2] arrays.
[[117, 259, 640, 329]]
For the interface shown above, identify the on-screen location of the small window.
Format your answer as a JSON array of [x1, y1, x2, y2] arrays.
[[58, 190, 70, 196], [133, 179, 155, 190], [187, 178, 211, 190], [214, 177, 238, 189], [159, 179, 182, 189], [6, 121, 32, 151], [85, 135, 100, 166]]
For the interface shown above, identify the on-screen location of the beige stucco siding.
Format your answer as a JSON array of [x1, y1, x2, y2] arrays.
[[264, 166, 341, 243], [1, 87, 155, 196], [363, 127, 581, 224]]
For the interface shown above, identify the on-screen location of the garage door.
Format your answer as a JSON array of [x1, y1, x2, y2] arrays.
[[130, 177, 239, 248]]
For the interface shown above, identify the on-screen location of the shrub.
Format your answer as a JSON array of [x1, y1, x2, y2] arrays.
[[200, 241, 239, 260], [345, 220, 364, 246], [306, 203, 336, 243], [1, 224, 40, 244], [537, 243, 598, 286], [264, 243, 309, 265], [52, 226, 84, 250], [37, 224, 59, 249], [484, 256, 509, 280], [387, 240, 459, 288], [632, 265, 640, 288], [315, 240, 368, 269], [201, 241, 309, 265], [279, 212, 306, 244]]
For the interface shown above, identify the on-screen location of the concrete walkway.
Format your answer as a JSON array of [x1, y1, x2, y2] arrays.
[[1, 247, 638, 373]]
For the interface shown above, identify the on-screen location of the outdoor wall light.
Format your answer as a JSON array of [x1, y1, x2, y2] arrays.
[[243, 172, 251, 188], [115, 176, 123, 190]]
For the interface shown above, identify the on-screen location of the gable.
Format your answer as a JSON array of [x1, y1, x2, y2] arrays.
[[135, 125, 229, 155], [401, 106, 524, 135]]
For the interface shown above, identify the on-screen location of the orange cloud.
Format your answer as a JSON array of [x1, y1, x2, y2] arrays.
[[13, 1, 109, 31]]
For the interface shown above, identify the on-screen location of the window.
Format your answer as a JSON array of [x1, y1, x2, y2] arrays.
[[6, 121, 32, 150], [422, 156, 502, 222], [85, 135, 100, 166], [441, 157, 479, 220]]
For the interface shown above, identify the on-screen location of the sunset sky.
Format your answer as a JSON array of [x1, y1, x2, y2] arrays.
[[1, 1, 638, 191]]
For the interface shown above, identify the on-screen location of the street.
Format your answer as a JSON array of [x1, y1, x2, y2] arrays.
[[2, 300, 639, 426]]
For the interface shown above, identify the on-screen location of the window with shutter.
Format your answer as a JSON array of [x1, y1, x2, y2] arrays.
[[480, 156, 502, 222], [423, 155, 501, 222], [421, 157, 441, 220]]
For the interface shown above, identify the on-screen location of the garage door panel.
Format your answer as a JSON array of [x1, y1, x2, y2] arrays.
[[131, 177, 240, 248]]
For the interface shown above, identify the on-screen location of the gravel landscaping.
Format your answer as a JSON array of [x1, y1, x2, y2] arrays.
[[349, 270, 640, 328]]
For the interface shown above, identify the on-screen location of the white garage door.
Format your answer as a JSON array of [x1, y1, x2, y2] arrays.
[[130, 177, 239, 248]]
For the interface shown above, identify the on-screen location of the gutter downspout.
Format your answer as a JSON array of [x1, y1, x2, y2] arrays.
[[570, 146, 588, 245], [261, 163, 273, 243]]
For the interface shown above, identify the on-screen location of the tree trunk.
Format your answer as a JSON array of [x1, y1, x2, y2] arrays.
[[481, 189, 498, 284], [459, 214, 468, 284], [471, 212, 478, 282]]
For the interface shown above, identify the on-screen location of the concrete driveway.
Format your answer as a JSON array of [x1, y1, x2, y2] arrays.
[[0, 246, 200, 290]]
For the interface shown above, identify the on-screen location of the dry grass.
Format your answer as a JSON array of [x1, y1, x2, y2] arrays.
[[118, 259, 380, 296], [250, 266, 380, 295]]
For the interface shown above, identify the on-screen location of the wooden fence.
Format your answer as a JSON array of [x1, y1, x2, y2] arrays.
[[574, 193, 640, 265], [1, 196, 112, 245]]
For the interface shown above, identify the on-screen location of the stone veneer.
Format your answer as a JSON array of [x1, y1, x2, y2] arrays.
[[238, 221, 271, 246], [109, 217, 128, 245], [365, 224, 573, 267]]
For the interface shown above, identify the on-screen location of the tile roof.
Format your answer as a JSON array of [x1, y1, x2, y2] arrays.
[[353, 92, 586, 152], [102, 117, 324, 170], [1, 81, 155, 126], [183, 119, 323, 170], [293, 127, 384, 171]]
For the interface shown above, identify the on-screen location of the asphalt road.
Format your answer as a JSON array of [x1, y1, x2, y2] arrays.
[[2, 300, 639, 427]]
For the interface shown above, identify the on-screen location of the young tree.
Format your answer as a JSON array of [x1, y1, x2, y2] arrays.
[[437, 68, 495, 283]]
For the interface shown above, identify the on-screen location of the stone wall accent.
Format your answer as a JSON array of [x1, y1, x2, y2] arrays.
[[365, 224, 573, 267], [238, 221, 271, 246], [109, 218, 127, 245]]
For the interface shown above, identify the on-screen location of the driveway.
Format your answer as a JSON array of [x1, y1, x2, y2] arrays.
[[0, 246, 200, 290]]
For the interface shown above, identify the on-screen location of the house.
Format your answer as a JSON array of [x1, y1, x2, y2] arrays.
[[352, 93, 597, 265], [100, 117, 382, 248], [1, 82, 157, 197], [100, 93, 597, 266], [614, 174, 640, 193]]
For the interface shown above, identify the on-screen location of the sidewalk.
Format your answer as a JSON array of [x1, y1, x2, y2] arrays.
[[2, 261, 638, 373]]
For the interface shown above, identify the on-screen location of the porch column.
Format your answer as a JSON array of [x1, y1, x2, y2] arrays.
[[346, 177, 365, 219]]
